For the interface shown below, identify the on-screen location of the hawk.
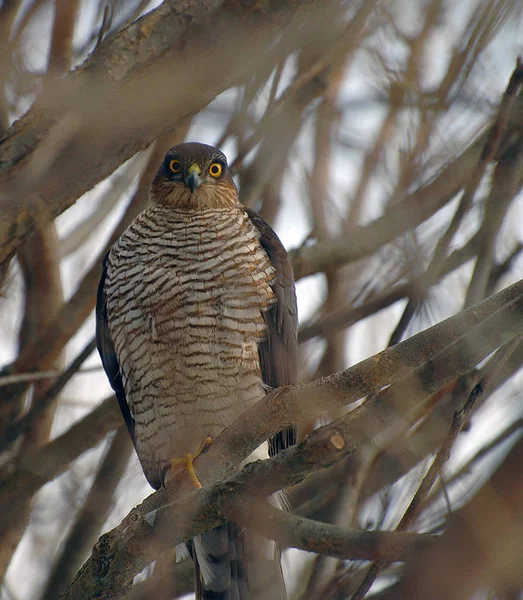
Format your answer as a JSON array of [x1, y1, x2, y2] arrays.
[[96, 142, 297, 599]]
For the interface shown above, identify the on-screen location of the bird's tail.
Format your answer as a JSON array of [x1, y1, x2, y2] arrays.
[[192, 519, 287, 600]]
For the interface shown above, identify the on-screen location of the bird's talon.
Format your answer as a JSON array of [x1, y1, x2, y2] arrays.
[[169, 436, 213, 489], [195, 436, 213, 458], [185, 453, 202, 489]]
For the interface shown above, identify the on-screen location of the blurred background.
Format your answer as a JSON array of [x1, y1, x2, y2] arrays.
[[0, 1, 523, 599]]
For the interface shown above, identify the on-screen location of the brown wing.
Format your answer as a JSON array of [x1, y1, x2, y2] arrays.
[[244, 208, 298, 456], [95, 253, 136, 446]]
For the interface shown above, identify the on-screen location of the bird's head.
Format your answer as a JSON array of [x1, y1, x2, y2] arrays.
[[150, 142, 238, 209]]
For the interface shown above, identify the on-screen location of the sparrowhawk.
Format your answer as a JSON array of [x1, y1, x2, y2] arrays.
[[96, 142, 297, 599]]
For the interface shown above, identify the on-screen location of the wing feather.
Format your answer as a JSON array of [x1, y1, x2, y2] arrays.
[[95, 253, 136, 446], [244, 208, 298, 455]]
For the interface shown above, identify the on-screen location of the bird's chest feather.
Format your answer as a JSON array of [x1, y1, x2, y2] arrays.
[[106, 208, 276, 381]]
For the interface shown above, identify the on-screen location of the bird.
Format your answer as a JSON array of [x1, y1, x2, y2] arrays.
[[96, 142, 297, 599]]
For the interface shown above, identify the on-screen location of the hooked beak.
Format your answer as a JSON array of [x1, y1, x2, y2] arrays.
[[185, 163, 202, 193]]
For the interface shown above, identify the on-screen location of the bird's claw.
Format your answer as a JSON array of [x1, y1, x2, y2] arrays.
[[169, 436, 213, 489]]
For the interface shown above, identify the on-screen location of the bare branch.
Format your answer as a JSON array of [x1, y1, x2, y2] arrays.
[[0, 396, 122, 533], [351, 336, 522, 600], [60, 152, 149, 257], [0, 337, 97, 453], [389, 434, 523, 600], [40, 427, 132, 600], [225, 498, 437, 562], [50, 277, 523, 599], [1, 224, 65, 576], [0, 0, 339, 265], [291, 93, 523, 282]]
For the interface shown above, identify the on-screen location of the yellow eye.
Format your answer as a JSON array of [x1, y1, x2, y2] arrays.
[[169, 159, 181, 173], [209, 162, 223, 178]]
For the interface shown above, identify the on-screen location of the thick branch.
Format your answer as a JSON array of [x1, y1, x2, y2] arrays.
[[390, 435, 523, 600], [0, 0, 333, 264], [58, 411, 435, 600], [224, 498, 437, 562], [40, 428, 132, 600], [57, 278, 523, 599], [0, 396, 122, 536]]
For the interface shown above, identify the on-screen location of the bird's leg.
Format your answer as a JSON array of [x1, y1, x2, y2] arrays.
[[169, 436, 213, 489]]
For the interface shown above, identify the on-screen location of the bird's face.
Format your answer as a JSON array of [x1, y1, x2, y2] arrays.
[[150, 142, 238, 209]]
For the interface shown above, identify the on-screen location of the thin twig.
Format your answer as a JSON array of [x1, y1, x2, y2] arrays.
[[95, 3, 113, 50], [388, 57, 523, 345], [0, 370, 60, 386], [40, 428, 132, 600], [0, 337, 97, 454], [350, 335, 522, 600]]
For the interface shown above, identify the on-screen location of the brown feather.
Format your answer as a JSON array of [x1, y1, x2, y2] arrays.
[[95, 255, 136, 447], [96, 143, 297, 598], [244, 207, 298, 454]]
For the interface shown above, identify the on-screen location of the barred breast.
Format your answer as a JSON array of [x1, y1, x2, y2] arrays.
[[104, 205, 276, 487]]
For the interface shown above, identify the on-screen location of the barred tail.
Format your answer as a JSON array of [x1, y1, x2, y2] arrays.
[[193, 521, 286, 600]]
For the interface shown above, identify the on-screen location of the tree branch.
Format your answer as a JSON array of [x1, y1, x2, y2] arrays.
[[0, 396, 122, 535], [351, 335, 522, 600], [40, 427, 132, 600], [0, 0, 335, 265], [55, 277, 523, 599], [291, 92, 523, 282], [58, 410, 436, 600], [389, 434, 523, 600], [224, 497, 437, 562]]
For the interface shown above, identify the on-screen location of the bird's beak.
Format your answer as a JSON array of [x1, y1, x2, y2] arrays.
[[185, 163, 202, 193]]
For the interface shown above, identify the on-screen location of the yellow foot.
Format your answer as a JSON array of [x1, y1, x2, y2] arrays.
[[169, 436, 213, 489]]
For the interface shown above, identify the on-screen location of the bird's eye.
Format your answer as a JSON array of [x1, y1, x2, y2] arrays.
[[208, 162, 223, 178], [169, 159, 181, 173]]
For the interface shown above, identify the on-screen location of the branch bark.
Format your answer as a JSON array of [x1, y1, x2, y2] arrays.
[[0, 397, 122, 535], [0, 0, 337, 265], [2, 275, 522, 540], [1, 224, 65, 578], [40, 428, 132, 600], [225, 498, 437, 562], [389, 434, 523, 600], [52, 277, 523, 599]]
